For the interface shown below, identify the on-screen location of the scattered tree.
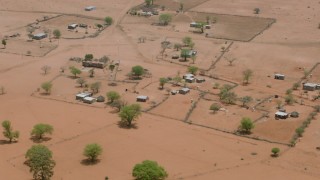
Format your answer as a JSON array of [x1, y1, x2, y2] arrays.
[[85, 54, 94, 61], [132, 160, 168, 180], [104, 16, 113, 25], [109, 64, 116, 72], [275, 99, 282, 109], [180, 49, 190, 61], [89, 68, 95, 78], [159, 14, 172, 26], [2, 39, 6, 49], [110, 99, 127, 112], [174, 43, 182, 51], [285, 94, 295, 105], [239, 96, 253, 107], [53, 29, 61, 39], [2, 120, 19, 143], [182, 36, 192, 47], [225, 57, 236, 66], [179, 3, 184, 12], [296, 127, 304, 137], [119, 104, 142, 127], [271, 147, 280, 157], [131, 65, 145, 79], [160, 40, 170, 58], [106, 91, 121, 103], [41, 65, 51, 75], [90, 82, 101, 94], [314, 105, 320, 112], [292, 82, 300, 90], [239, 117, 254, 134], [191, 55, 197, 64], [159, 78, 168, 89], [212, 82, 220, 89], [145, 0, 152, 6], [25, 145, 55, 180], [76, 78, 86, 87], [188, 66, 198, 75], [194, 22, 206, 33], [173, 73, 182, 85], [41, 82, 53, 95], [253, 8, 260, 14], [210, 103, 221, 113], [242, 69, 253, 85], [83, 143, 103, 162], [69, 66, 82, 78], [31, 123, 54, 140]]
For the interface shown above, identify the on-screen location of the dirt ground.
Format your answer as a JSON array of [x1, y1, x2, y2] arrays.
[[1, 0, 320, 179]]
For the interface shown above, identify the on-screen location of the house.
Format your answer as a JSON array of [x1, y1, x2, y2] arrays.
[[190, 22, 198, 27], [68, 23, 78, 30], [33, 33, 47, 40], [274, 73, 285, 80], [179, 88, 190, 94], [85, 6, 96, 11], [171, 90, 178, 95], [275, 111, 288, 120], [195, 77, 205, 83], [76, 92, 92, 100], [185, 77, 195, 83], [303, 83, 318, 91], [83, 97, 96, 104], [183, 73, 194, 79], [137, 95, 149, 102]]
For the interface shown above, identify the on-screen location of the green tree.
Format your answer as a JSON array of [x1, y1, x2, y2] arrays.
[[145, 0, 152, 6], [285, 94, 295, 105], [271, 147, 280, 157], [119, 104, 142, 127], [180, 49, 190, 61], [2, 120, 19, 143], [84, 54, 94, 61], [159, 14, 172, 26], [104, 16, 113, 25], [296, 127, 304, 137], [159, 78, 168, 89], [53, 29, 61, 39], [76, 78, 86, 87], [25, 145, 55, 180], [31, 124, 53, 140], [194, 22, 206, 33], [106, 91, 120, 103], [41, 82, 53, 95], [83, 143, 103, 162], [132, 160, 168, 180], [110, 99, 127, 112], [188, 66, 198, 75], [2, 39, 6, 49], [292, 82, 300, 90], [69, 66, 82, 78], [131, 65, 145, 79], [210, 103, 221, 113], [174, 43, 182, 51], [239, 117, 254, 134], [90, 82, 101, 94], [242, 69, 253, 85], [239, 96, 253, 107], [182, 36, 192, 47]]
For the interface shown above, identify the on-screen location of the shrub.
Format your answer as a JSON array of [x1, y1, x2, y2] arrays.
[[295, 127, 304, 137], [83, 143, 103, 162], [271, 147, 280, 157], [239, 117, 254, 134], [31, 124, 53, 140], [210, 103, 221, 113], [132, 160, 168, 180]]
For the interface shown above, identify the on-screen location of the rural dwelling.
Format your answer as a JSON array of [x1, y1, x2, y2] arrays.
[[76, 92, 92, 100], [274, 73, 285, 80], [96, 96, 105, 102], [179, 88, 190, 95], [68, 23, 78, 30], [185, 77, 195, 83], [275, 111, 288, 120], [205, 25, 211, 29], [303, 83, 319, 91], [190, 22, 198, 27], [85, 6, 96, 11], [183, 73, 194, 79], [195, 77, 205, 83], [290, 111, 299, 118], [33, 33, 47, 40], [136, 95, 149, 102], [83, 97, 96, 104], [171, 90, 178, 95]]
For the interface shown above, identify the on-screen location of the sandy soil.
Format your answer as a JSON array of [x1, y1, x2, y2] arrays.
[[0, 0, 320, 179]]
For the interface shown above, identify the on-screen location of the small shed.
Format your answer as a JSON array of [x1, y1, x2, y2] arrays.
[[83, 97, 96, 104], [96, 96, 105, 102], [185, 77, 195, 83], [85, 6, 96, 11], [33, 33, 47, 40], [195, 77, 205, 83], [190, 22, 198, 27], [179, 88, 190, 95], [274, 73, 285, 80], [137, 95, 149, 102], [76, 92, 92, 100], [303, 83, 318, 91], [183, 73, 194, 79], [275, 111, 288, 119], [171, 90, 178, 95], [290, 111, 299, 118], [68, 23, 78, 30]]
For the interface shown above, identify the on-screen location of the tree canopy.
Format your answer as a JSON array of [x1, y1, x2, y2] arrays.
[[132, 160, 168, 180], [83, 143, 103, 162], [41, 82, 53, 95], [31, 123, 53, 140], [159, 14, 172, 26], [2, 120, 19, 143], [119, 104, 142, 127], [104, 16, 113, 25], [131, 66, 145, 79], [106, 91, 121, 103], [239, 117, 254, 134]]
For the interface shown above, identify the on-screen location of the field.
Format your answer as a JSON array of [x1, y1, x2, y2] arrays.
[[1, 0, 320, 179]]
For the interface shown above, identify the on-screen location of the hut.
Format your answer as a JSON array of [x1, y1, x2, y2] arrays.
[[195, 77, 205, 83], [290, 111, 299, 118], [68, 23, 78, 30], [183, 73, 194, 79], [274, 73, 285, 80], [185, 77, 195, 83], [303, 83, 318, 91], [136, 95, 149, 102], [33, 33, 47, 40], [275, 111, 288, 120], [96, 96, 105, 102], [85, 6, 96, 11], [83, 97, 96, 104], [76, 92, 92, 100], [179, 88, 190, 95]]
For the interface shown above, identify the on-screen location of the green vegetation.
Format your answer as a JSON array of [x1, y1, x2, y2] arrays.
[[83, 143, 103, 162], [76, 78, 86, 87], [53, 29, 61, 39], [106, 91, 121, 103], [104, 16, 113, 25], [31, 124, 54, 140], [90, 82, 101, 94], [84, 54, 93, 61], [2, 39, 6, 48], [210, 103, 221, 113], [218, 85, 237, 104], [41, 82, 53, 95], [132, 160, 168, 180], [119, 104, 142, 127], [239, 117, 254, 134], [187, 66, 198, 75], [239, 96, 253, 107], [295, 127, 304, 137], [271, 147, 280, 157], [69, 66, 82, 78], [131, 66, 145, 79], [2, 120, 19, 143], [242, 69, 253, 85], [159, 78, 168, 89], [25, 145, 55, 180], [159, 14, 172, 26]]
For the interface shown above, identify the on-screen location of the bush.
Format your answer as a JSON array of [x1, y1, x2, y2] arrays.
[[131, 65, 145, 78], [210, 103, 221, 113], [31, 124, 53, 140], [2, 120, 19, 143], [104, 16, 113, 25], [132, 160, 168, 180], [271, 147, 280, 157], [41, 82, 53, 94], [159, 14, 172, 26], [106, 91, 120, 103], [188, 66, 198, 75], [83, 143, 103, 162], [295, 127, 304, 137], [85, 54, 93, 61], [239, 117, 254, 134]]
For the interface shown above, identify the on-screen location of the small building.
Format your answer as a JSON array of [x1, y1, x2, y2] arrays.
[[85, 6, 96, 11], [179, 88, 190, 95], [290, 111, 299, 118], [275, 111, 288, 120], [181, 50, 197, 58], [76, 92, 92, 100], [171, 90, 178, 95], [190, 22, 198, 27], [68, 23, 78, 30], [195, 77, 205, 83], [96, 96, 105, 102], [183, 73, 194, 79], [185, 77, 195, 83], [83, 97, 96, 104], [137, 95, 149, 102], [33, 33, 47, 40], [303, 83, 318, 91], [274, 73, 285, 80]]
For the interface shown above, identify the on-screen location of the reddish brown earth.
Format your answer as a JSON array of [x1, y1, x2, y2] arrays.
[[0, 0, 320, 179]]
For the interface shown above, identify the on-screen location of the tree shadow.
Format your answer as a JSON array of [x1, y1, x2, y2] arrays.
[[29, 136, 52, 143], [39, 92, 51, 96], [0, 140, 18, 145], [117, 121, 138, 129], [81, 159, 101, 166]]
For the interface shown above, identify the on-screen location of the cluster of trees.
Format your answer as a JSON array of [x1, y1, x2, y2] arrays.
[[218, 84, 237, 104]]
